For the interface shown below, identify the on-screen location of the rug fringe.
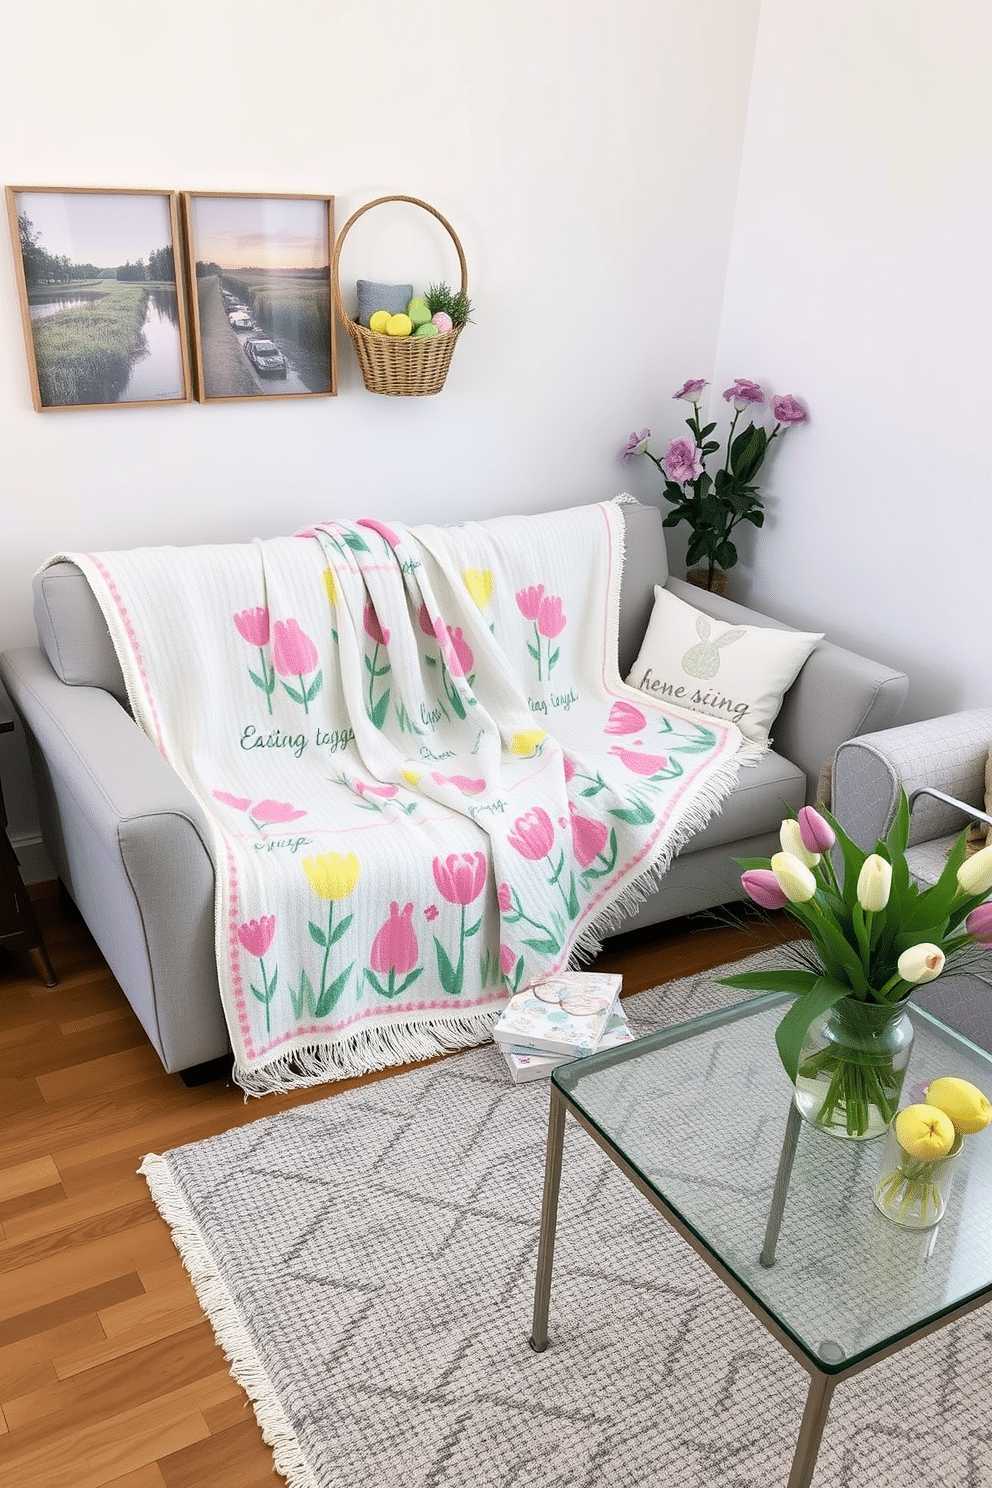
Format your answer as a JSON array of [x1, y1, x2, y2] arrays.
[[138, 1153, 319, 1488], [235, 1008, 501, 1097]]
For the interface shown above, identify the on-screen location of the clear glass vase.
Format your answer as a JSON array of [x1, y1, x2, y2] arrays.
[[793, 996, 914, 1140], [873, 1118, 963, 1228]]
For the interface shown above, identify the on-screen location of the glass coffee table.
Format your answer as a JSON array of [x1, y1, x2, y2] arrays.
[[529, 992, 992, 1488]]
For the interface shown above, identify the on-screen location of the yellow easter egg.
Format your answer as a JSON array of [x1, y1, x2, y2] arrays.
[[386, 313, 413, 337], [369, 310, 391, 333]]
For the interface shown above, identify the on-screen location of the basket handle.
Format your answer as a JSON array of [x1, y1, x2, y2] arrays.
[[331, 195, 468, 326]]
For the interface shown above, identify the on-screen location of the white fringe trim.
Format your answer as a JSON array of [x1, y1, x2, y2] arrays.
[[570, 735, 769, 966], [138, 1153, 318, 1488], [234, 1008, 501, 1097]]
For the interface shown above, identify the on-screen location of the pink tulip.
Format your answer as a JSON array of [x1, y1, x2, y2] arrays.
[[772, 394, 808, 426], [214, 790, 252, 810], [251, 799, 306, 824], [662, 438, 704, 487], [499, 943, 518, 975], [355, 781, 399, 799], [741, 870, 789, 911], [965, 902, 992, 944], [363, 603, 390, 646], [431, 772, 485, 794], [797, 806, 836, 854], [417, 603, 435, 638], [515, 585, 545, 621], [608, 745, 668, 776], [570, 804, 609, 867], [233, 607, 270, 646], [605, 701, 646, 735], [439, 625, 474, 677], [370, 901, 418, 974], [358, 518, 401, 548], [497, 881, 513, 913], [562, 756, 576, 782], [432, 852, 487, 906], [272, 618, 318, 676], [508, 807, 556, 860], [537, 595, 566, 640], [237, 915, 276, 958]]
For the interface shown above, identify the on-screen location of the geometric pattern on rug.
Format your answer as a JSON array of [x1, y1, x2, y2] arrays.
[[141, 948, 992, 1488]]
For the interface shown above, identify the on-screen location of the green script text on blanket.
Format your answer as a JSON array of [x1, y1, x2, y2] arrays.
[[50, 500, 758, 1093]]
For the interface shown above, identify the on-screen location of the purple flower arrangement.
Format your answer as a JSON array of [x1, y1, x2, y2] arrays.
[[621, 377, 809, 589]]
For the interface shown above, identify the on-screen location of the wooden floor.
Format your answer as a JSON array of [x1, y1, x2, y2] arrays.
[[0, 885, 800, 1488]]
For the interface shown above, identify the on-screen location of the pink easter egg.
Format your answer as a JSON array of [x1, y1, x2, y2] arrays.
[[431, 311, 453, 334]]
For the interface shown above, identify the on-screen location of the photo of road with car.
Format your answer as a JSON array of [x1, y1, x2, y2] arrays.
[[184, 194, 335, 402]]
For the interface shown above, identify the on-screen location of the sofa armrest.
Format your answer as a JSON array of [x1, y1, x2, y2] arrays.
[[0, 646, 227, 1072], [664, 578, 908, 802], [833, 708, 992, 851]]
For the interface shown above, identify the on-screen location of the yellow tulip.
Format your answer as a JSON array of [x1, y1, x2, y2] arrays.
[[857, 854, 891, 912], [926, 1076, 992, 1134], [303, 852, 360, 901], [780, 817, 819, 869], [463, 568, 493, 608], [510, 729, 547, 757], [894, 1104, 955, 1160], [770, 851, 817, 903], [323, 568, 337, 606], [401, 769, 421, 787], [957, 842, 992, 896]]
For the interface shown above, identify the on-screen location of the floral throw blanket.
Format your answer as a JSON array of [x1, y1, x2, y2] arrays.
[[54, 499, 755, 1093]]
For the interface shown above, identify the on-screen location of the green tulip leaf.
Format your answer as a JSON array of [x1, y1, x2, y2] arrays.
[[774, 975, 857, 1082]]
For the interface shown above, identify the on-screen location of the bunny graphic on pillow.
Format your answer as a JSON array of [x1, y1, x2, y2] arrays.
[[681, 615, 745, 680]]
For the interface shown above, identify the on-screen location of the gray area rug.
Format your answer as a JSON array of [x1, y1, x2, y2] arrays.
[[141, 949, 992, 1488]]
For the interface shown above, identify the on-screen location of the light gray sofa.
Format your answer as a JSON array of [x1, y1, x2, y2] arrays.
[[0, 503, 908, 1080], [833, 709, 992, 1049]]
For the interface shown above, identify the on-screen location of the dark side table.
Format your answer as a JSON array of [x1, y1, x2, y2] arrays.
[[0, 699, 57, 985]]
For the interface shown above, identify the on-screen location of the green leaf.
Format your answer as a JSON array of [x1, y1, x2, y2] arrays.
[[720, 969, 823, 996], [523, 935, 561, 954], [774, 975, 857, 1081], [281, 682, 304, 704], [342, 531, 370, 552], [434, 938, 459, 995], [365, 968, 388, 998], [314, 961, 353, 1017], [609, 799, 655, 826], [729, 423, 767, 483], [370, 690, 391, 730], [305, 671, 324, 703], [328, 912, 353, 946], [308, 920, 327, 947]]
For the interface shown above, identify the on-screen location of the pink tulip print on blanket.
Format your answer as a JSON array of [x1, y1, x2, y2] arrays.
[[65, 500, 753, 1093]]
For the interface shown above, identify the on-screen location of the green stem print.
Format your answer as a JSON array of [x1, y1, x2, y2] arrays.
[[250, 955, 278, 1033], [548, 850, 581, 918], [308, 900, 354, 1017], [434, 902, 484, 996], [249, 646, 275, 715], [498, 881, 564, 956], [365, 640, 392, 729]]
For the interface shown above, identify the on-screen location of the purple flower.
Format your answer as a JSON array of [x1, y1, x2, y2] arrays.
[[965, 902, 992, 945], [772, 394, 808, 426], [722, 379, 764, 408], [661, 437, 704, 487], [673, 378, 708, 403], [621, 428, 650, 464], [741, 869, 789, 911], [797, 806, 836, 855]]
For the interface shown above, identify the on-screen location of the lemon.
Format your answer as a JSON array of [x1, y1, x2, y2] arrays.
[[369, 310, 391, 333], [894, 1104, 955, 1160], [925, 1076, 992, 1134]]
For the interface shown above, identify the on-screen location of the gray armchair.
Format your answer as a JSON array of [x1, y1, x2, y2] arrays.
[[832, 709, 992, 1050]]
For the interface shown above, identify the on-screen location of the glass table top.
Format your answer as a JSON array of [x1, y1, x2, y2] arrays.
[[552, 993, 992, 1372]]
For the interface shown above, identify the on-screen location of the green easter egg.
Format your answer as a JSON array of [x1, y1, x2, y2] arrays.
[[407, 297, 431, 325], [413, 322, 439, 338]]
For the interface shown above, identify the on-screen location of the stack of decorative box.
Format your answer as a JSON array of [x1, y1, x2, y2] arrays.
[[491, 971, 633, 1083]]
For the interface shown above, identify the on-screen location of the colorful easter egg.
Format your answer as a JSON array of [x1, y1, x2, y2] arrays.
[[413, 322, 439, 338], [407, 296, 431, 325], [369, 310, 391, 333], [431, 311, 453, 334], [385, 313, 413, 337]]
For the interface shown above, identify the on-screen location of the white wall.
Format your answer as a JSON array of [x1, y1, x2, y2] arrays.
[[711, 0, 991, 722], [0, 0, 760, 875]]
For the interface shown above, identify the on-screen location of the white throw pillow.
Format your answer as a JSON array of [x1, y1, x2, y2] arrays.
[[625, 585, 823, 742]]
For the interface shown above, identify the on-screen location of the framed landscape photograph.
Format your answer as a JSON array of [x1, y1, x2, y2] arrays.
[[182, 192, 336, 402], [5, 186, 192, 412]]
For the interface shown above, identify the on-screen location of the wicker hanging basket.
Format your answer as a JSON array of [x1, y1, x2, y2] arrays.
[[331, 195, 468, 397]]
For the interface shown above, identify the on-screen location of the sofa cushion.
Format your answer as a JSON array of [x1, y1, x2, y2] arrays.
[[34, 562, 128, 706], [678, 747, 807, 853], [625, 583, 822, 743]]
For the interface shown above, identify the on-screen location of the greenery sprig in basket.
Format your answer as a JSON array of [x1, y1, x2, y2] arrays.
[[721, 793, 992, 1139]]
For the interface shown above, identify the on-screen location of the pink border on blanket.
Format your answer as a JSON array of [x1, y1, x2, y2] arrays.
[[86, 554, 167, 753]]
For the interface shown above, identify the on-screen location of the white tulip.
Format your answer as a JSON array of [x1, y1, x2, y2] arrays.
[[770, 851, 817, 904], [897, 943, 945, 985], [780, 817, 820, 869], [857, 854, 892, 912], [957, 843, 992, 897]]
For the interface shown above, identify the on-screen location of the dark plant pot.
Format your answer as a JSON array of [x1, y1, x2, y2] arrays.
[[685, 567, 729, 597]]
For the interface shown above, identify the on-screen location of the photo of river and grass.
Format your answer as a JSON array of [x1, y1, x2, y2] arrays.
[[184, 194, 335, 401], [7, 188, 189, 410]]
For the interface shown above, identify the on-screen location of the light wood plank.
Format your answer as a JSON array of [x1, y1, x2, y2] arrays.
[[55, 1282, 206, 1378], [0, 1156, 61, 1203], [0, 1312, 105, 1398]]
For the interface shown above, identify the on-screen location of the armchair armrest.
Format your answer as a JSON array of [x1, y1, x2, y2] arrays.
[[0, 646, 227, 1072], [664, 578, 908, 803], [832, 708, 992, 850]]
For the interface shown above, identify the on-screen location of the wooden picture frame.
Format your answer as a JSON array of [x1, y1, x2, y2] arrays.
[[182, 192, 336, 403], [5, 186, 192, 412]]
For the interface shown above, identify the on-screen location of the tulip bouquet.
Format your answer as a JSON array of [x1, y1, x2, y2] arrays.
[[722, 792, 992, 1138], [620, 377, 809, 591], [874, 1076, 991, 1227]]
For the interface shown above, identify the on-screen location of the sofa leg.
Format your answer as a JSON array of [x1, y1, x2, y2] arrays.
[[178, 1053, 234, 1088]]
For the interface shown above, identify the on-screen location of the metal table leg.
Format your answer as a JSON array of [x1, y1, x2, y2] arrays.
[[787, 1369, 837, 1488], [760, 1100, 802, 1267], [529, 1088, 567, 1352]]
